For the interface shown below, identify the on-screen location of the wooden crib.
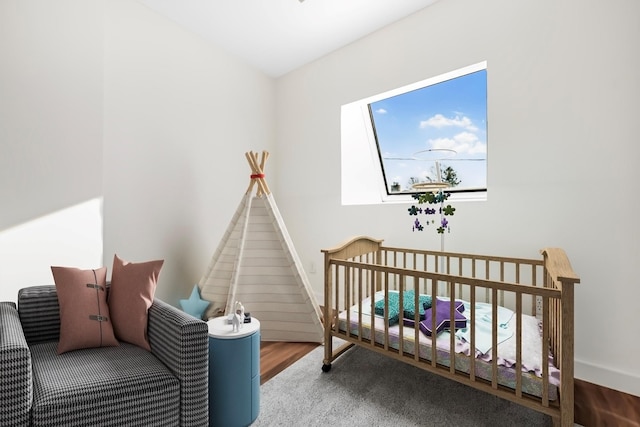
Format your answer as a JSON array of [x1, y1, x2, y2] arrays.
[[321, 236, 579, 426]]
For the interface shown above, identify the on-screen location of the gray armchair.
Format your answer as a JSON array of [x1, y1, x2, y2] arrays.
[[0, 286, 209, 426]]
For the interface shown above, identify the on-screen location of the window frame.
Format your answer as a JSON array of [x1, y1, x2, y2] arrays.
[[341, 61, 487, 206]]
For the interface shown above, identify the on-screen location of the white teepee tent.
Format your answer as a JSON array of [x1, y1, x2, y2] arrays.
[[198, 151, 324, 342]]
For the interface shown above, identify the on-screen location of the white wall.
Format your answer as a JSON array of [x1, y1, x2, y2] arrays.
[[1, 0, 276, 307], [103, 0, 276, 305], [0, 0, 104, 300], [274, 0, 640, 396]]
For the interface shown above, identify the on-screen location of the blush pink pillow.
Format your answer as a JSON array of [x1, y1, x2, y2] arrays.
[[109, 254, 164, 351], [52, 266, 119, 354]]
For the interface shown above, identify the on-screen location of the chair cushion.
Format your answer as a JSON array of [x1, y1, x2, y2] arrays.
[[109, 255, 164, 351], [51, 266, 119, 354], [29, 341, 179, 426]]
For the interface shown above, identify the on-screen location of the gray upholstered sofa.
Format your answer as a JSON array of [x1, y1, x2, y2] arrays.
[[0, 285, 209, 426]]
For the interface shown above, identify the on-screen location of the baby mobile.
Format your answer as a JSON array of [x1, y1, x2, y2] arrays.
[[408, 190, 456, 234]]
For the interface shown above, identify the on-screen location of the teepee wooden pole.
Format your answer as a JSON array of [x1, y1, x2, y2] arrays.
[[259, 151, 269, 173], [245, 151, 258, 195], [245, 150, 271, 196], [258, 151, 271, 195]]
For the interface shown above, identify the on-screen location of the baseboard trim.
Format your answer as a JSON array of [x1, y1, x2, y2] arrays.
[[576, 359, 640, 397], [575, 378, 640, 426]]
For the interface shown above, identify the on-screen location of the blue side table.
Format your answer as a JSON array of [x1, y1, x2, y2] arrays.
[[207, 316, 261, 427]]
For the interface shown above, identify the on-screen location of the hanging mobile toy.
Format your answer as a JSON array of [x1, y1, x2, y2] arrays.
[[408, 189, 454, 234]]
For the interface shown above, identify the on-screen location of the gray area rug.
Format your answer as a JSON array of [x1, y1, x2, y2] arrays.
[[254, 340, 553, 427]]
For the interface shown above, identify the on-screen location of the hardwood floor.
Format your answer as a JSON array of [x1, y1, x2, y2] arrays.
[[260, 341, 319, 385]]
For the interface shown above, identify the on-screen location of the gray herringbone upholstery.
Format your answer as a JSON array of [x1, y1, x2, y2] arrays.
[[0, 302, 32, 426], [1, 286, 209, 426]]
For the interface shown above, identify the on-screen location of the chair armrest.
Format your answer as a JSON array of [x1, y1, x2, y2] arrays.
[[0, 302, 33, 426], [148, 299, 209, 427], [17, 285, 61, 345]]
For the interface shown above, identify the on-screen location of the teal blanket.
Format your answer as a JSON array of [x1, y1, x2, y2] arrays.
[[374, 290, 432, 325]]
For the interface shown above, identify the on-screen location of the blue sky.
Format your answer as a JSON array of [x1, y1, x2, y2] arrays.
[[370, 69, 487, 191]]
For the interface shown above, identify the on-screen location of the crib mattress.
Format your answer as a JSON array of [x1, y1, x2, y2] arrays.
[[336, 295, 559, 400]]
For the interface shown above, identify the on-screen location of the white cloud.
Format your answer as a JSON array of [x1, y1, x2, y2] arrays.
[[455, 131, 480, 145], [428, 132, 486, 155], [376, 108, 387, 114], [420, 114, 479, 132]]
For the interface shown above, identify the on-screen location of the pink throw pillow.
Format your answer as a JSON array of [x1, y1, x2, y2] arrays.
[[52, 266, 119, 354], [109, 254, 164, 351]]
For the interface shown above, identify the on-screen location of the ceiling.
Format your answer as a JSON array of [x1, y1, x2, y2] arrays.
[[139, 0, 440, 77]]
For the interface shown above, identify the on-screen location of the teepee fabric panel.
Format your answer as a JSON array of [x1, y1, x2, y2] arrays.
[[228, 196, 323, 342], [198, 151, 323, 342], [198, 193, 250, 319]]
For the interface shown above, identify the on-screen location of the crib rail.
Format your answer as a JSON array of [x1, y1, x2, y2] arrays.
[[321, 236, 579, 427]]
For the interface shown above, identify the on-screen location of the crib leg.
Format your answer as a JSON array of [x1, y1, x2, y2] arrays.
[[322, 336, 333, 372]]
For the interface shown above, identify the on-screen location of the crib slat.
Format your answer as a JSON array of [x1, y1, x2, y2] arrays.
[[499, 261, 505, 306], [415, 277, 421, 361], [398, 274, 405, 357], [515, 291, 523, 398], [430, 278, 437, 367], [383, 271, 390, 350], [470, 286, 476, 382], [449, 280, 456, 374], [531, 267, 537, 315], [357, 267, 363, 342], [369, 266, 375, 346], [334, 266, 339, 309], [345, 265, 351, 338], [485, 259, 490, 302], [542, 295, 550, 407], [491, 287, 498, 389]]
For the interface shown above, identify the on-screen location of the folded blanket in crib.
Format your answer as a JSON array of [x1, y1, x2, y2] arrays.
[[456, 302, 515, 354]]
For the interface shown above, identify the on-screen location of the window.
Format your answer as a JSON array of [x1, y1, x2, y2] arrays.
[[341, 62, 487, 205]]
